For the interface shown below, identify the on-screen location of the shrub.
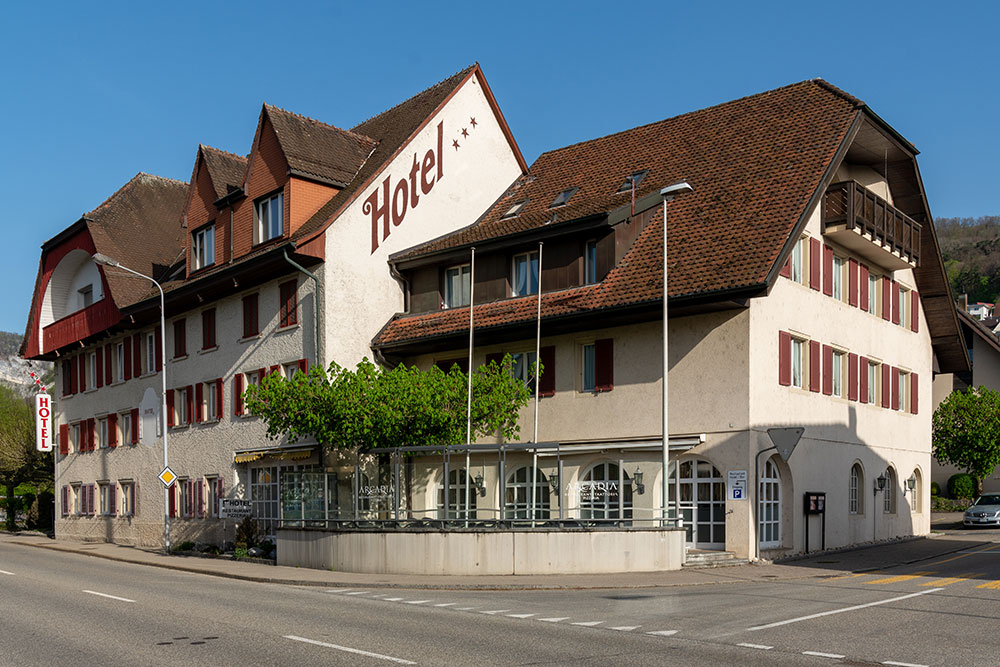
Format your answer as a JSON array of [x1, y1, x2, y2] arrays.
[[172, 541, 196, 552], [930, 481, 941, 497], [26, 491, 54, 531], [947, 473, 976, 499], [235, 517, 260, 547], [932, 495, 972, 512]]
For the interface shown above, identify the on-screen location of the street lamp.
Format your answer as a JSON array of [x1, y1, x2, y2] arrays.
[[660, 180, 693, 528], [92, 252, 170, 552]]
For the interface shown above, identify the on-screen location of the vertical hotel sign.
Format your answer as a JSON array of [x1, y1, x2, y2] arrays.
[[35, 393, 53, 452]]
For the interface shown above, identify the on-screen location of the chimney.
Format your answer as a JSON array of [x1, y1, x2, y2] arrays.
[[959, 293, 969, 312]]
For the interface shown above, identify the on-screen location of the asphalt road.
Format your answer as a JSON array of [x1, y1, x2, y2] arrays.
[[3, 530, 1000, 666]]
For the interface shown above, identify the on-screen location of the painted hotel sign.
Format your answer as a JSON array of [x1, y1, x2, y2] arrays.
[[366, 121, 445, 254], [35, 393, 53, 452]]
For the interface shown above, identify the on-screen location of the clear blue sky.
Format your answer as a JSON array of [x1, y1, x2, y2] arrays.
[[3, 1, 997, 336]]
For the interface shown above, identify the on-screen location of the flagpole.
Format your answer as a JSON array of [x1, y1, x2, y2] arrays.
[[465, 247, 475, 527], [531, 242, 543, 525]]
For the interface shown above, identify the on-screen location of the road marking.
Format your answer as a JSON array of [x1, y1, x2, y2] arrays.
[[0, 569, 14, 575], [480, 610, 511, 615], [571, 620, 603, 627], [538, 617, 569, 622], [925, 544, 1000, 566], [802, 651, 845, 659], [83, 590, 135, 603], [284, 635, 416, 665], [344, 591, 369, 596], [325, 588, 350, 593], [506, 613, 536, 619], [747, 588, 944, 631], [974, 580, 1000, 589], [403, 600, 432, 605], [921, 572, 982, 587], [825, 572, 870, 581], [646, 630, 678, 636], [433, 602, 456, 607], [383, 597, 404, 602], [882, 661, 929, 667], [610, 626, 640, 631], [866, 571, 935, 584], [737, 643, 773, 650], [455, 607, 477, 611]]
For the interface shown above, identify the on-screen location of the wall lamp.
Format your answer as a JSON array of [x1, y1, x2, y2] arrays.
[[904, 474, 917, 495], [633, 468, 645, 495], [474, 472, 486, 497], [549, 474, 560, 495], [874, 472, 887, 496]]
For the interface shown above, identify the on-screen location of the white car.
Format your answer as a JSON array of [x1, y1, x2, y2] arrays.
[[963, 494, 1000, 527]]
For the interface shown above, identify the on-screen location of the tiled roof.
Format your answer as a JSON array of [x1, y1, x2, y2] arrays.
[[292, 65, 478, 242], [374, 79, 863, 348], [200, 145, 248, 200], [264, 104, 376, 187]]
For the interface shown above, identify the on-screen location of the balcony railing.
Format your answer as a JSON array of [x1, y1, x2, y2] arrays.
[[823, 180, 920, 269]]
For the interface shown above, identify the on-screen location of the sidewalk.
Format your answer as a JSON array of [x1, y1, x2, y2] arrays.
[[2, 526, 990, 591]]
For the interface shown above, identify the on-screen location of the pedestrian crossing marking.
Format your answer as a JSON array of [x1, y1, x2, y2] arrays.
[[975, 579, 1000, 589], [920, 573, 982, 587], [866, 571, 936, 585]]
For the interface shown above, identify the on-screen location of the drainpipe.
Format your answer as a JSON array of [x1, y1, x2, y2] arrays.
[[282, 248, 322, 370]]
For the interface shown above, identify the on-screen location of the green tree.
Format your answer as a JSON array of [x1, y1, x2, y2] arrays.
[[933, 386, 1000, 496], [0, 386, 51, 531], [244, 357, 534, 451]]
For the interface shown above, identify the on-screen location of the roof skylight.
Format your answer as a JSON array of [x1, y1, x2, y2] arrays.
[[501, 199, 528, 219], [616, 170, 649, 193], [549, 187, 578, 208]]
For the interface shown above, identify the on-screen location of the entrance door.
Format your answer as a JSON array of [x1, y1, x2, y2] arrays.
[[671, 459, 726, 549], [759, 456, 782, 549]]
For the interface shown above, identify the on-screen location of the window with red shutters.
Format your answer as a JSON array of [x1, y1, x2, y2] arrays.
[[132, 334, 142, 377], [848, 353, 858, 401], [809, 238, 821, 290], [87, 418, 95, 451], [911, 291, 919, 332], [173, 319, 186, 359], [778, 331, 791, 386], [108, 413, 118, 447], [911, 372, 919, 414], [859, 265, 870, 311], [185, 385, 193, 425], [822, 245, 833, 296], [124, 341, 132, 381], [234, 374, 244, 416], [215, 379, 223, 421], [279, 280, 298, 328], [197, 479, 205, 518], [780, 256, 791, 278], [881, 277, 891, 321], [848, 259, 859, 307], [594, 338, 614, 392], [859, 357, 869, 404], [168, 486, 177, 518], [539, 345, 556, 397], [59, 424, 69, 455], [297, 359, 307, 374], [891, 281, 900, 325], [194, 383, 203, 423], [808, 341, 820, 392], [166, 389, 175, 427], [881, 364, 891, 408], [891, 367, 900, 410], [95, 348, 104, 388], [822, 345, 833, 395], [130, 408, 139, 444], [243, 294, 259, 338], [202, 308, 216, 350], [78, 356, 87, 393], [61, 486, 68, 517]]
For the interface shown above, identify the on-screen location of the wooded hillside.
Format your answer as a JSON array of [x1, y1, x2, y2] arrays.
[[937, 216, 1000, 304]]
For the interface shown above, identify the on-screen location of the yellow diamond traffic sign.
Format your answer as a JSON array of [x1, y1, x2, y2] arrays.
[[158, 467, 177, 488]]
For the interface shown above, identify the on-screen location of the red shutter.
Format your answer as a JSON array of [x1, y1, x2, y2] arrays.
[[88, 484, 95, 515], [891, 367, 900, 410], [78, 355, 87, 391], [61, 486, 68, 516], [197, 479, 204, 518], [539, 345, 556, 397], [269, 364, 279, 376], [59, 424, 69, 455], [215, 379, 223, 421], [809, 341, 820, 392], [822, 345, 833, 395], [185, 386, 193, 424], [809, 238, 821, 290], [234, 375, 244, 416], [194, 383, 203, 423], [822, 245, 833, 296], [594, 338, 614, 392], [155, 326, 163, 372], [133, 334, 142, 377], [778, 331, 791, 386], [848, 259, 858, 307], [202, 308, 216, 350], [485, 352, 504, 367], [911, 372, 919, 415], [780, 256, 791, 278], [70, 359, 77, 394], [168, 486, 176, 518], [105, 343, 112, 384], [297, 358, 308, 375], [124, 341, 132, 381], [109, 484, 117, 517], [87, 418, 95, 451], [859, 265, 869, 311], [166, 389, 175, 427], [130, 408, 139, 444], [243, 294, 259, 337], [911, 291, 919, 332], [108, 413, 118, 447], [882, 277, 891, 321], [881, 364, 891, 408], [186, 482, 194, 518], [891, 281, 900, 325], [859, 357, 868, 404], [96, 348, 104, 388], [848, 353, 858, 401], [216, 478, 224, 517], [134, 481, 139, 517]]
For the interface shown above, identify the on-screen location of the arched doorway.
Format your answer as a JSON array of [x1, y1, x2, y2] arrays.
[[436, 469, 478, 520], [579, 462, 632, 522], [759, 456, 782, 549], [672, 458, 726, 549], [505, 466, 550, 520]]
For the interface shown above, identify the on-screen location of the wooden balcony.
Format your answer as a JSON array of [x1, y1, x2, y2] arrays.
[[822, 180, 920, 271]]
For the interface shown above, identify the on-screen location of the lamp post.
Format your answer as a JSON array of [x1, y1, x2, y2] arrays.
[[92, 253, 170, 552], [659, 181, 693, 528]]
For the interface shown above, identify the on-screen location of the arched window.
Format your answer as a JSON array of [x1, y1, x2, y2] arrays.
[[910, 469, 922, 513], [505, 466, 549, 520], [759, 456, 782, 549], [883, 468, 897, 514], [437, 469, 477, 521], [579, 462, 632, 521], [849, 463, 864, 515]]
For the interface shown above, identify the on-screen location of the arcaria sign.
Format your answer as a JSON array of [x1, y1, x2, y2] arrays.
[[35, 393, 53, 452], [366, 121, 445, 254]]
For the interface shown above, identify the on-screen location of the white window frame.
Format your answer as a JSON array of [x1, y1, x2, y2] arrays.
[[511, 351, 537, 394], [78, 285, 94, 309], [207, 476, 221, 518], [242, 370, 263, 416], [868, 272, 880, 316], [899, 369, 910, 412], [192, 224, 215, 270], [72, 484, 82, 515], [120, 481, 135, 517], [832, 350, 845, 398], [849, 463, 863, 515], [71, 423, 81, 454], [99, 483, 113, 515], [145, 333, 156, 374], [98, 417, 108, 449], [206, 380, 219, 421], [116, 342, 125, 382], [177, 387, 190, 426], [179, 479, 194, 518], [443, 264, 471, 308], [88, 353, 97, 390], [584, 239, 598, 285], [883, 469, 896, 514], [867, 360, 878, 404], [790, 237, 804, 284], [899, 285, 909, 328], [255, 191, 284, 244], [512, 251, 539, 297], [791, 337, 805, 389], [120, 411, 133, 446], [581, 343, 596, 393]]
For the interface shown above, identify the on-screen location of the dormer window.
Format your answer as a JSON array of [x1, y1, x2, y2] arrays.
[[512, 251, 539, 296], [192, 224, 215, 270], [444, 264, 471, 308], [616, 170, 648, 193], [255, 191, 284, 244], [77, 285, 93, 309], [549, 188, 578, 208], [501, 199, 528, 219]]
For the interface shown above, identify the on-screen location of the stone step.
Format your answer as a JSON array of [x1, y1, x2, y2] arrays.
[[682, 550, 748, 568]]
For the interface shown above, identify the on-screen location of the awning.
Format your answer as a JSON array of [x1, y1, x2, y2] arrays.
[[234, 446, 316, 464]]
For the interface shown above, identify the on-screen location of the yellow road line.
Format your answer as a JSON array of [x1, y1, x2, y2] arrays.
[[825, 572, 872, 581], [920, 572, 983, 587], [975, 580, 1000, 590], [866, 571, 936, 584], [925, 544, 1000, 567]]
